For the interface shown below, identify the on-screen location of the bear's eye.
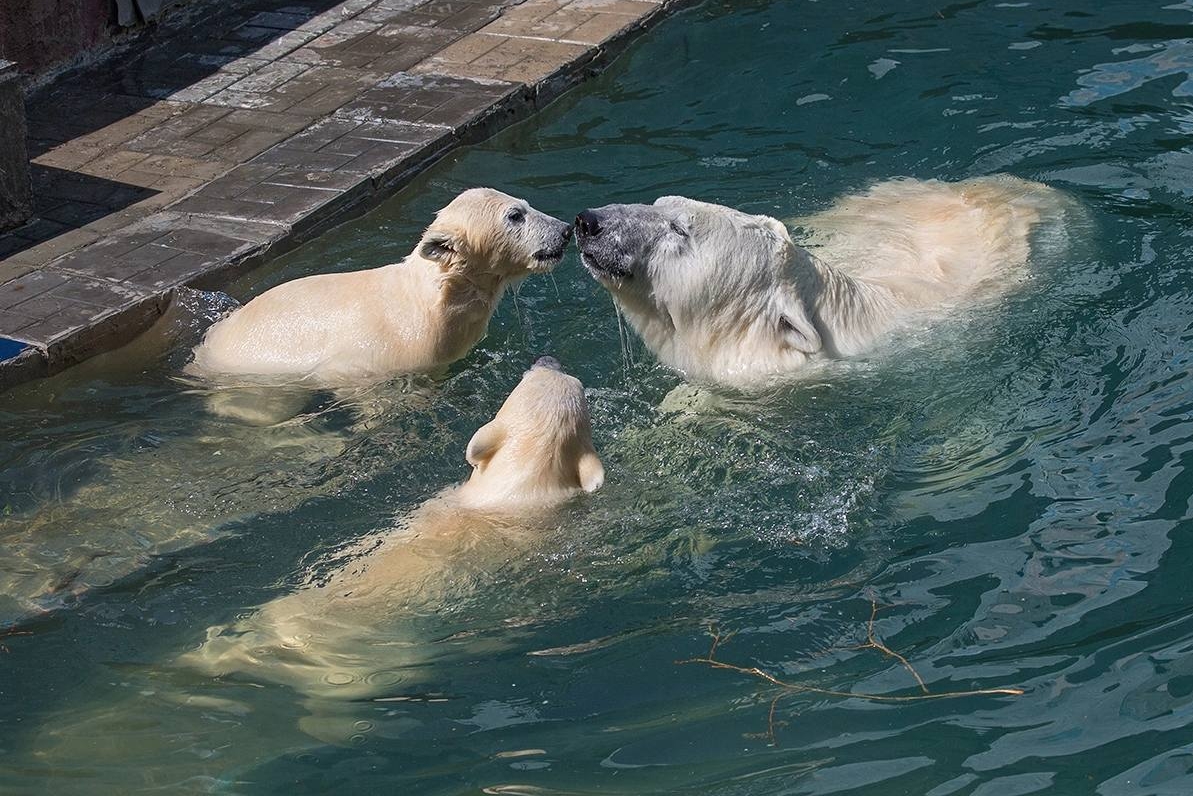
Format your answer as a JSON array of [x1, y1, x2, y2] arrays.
[[507, 208, 526, 224], [669, 220, 689, 238]]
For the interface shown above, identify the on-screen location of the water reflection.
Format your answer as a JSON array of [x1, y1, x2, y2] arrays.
[[1063, 40, 1193, 107], [3, 0, 1193, 793], [0, 289, 459, 628]]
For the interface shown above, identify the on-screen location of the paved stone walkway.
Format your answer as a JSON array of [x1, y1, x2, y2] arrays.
[[0, 0, 688, 390]]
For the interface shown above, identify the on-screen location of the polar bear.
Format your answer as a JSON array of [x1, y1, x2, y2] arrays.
[[176, 357, 603, 724], [26, 358, 603, 766], [187, 188, 572, 387], [576, 175, 1073, 388]]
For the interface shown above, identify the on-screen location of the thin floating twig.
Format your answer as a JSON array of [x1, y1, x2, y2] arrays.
[[0, 627, 33, 654], [678, 602, 1024, 743], [856, 600, 929, 694]]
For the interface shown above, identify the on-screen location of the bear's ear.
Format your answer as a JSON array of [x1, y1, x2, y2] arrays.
[[419, 229, 461, 264], [773, 285, 822, 354], [754, 214, 790, 243], [466, 421, 505, 468], [577, 450, 605, 493]]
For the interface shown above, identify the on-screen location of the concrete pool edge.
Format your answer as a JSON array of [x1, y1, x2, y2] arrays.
[[0, 0, 697, 393]]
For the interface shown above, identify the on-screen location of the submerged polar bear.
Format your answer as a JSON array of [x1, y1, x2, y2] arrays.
[[577, 176, 1073, 388], [188, 188, 572, 387], [177, 357, 603, 722]]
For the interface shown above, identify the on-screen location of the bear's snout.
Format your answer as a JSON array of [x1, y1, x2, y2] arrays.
[[575, 207, 637, 282], [533, 355, 563, 371], [532, 218, 573, 265], [558, 222, 574, 246], [575, 210, 602, 238]]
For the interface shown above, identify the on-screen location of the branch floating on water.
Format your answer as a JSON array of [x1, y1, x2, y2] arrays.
[[677, 603, 1025, 745]]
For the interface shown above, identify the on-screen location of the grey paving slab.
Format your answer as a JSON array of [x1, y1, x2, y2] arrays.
[[0, 0, 695, 391]]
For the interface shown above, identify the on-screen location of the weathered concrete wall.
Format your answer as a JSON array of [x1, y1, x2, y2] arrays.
[[0, 61, 32, 232], [0, 0, 115, 79], [0, 0, 201, 82]]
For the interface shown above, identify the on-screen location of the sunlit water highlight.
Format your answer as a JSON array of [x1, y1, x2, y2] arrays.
[[3, 0, 1193, 793]]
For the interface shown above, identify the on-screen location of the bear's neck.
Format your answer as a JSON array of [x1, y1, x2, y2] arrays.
[[794, 247, 899, 357], [431, 265, 511, 361], [454, 476, 579, 514]]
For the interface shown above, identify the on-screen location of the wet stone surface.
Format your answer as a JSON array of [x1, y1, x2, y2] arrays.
[[0, 0, 683, 390]]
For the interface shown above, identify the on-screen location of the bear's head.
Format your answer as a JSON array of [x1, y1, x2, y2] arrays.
[[460, 356, 604, 508], [575, 196, 824, 386], [418, 188, 573, 286]]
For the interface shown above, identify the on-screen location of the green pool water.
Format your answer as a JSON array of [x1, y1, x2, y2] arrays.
[[4, 0, 1193, 792]]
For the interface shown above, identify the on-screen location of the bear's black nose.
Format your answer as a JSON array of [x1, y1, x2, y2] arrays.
[[575, 210, 601, 238]]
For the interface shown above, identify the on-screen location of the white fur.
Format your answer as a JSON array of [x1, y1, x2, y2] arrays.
[[188, 188, 571, 388], [579, 175, 1073, 388], [176, 361, 603, 708]]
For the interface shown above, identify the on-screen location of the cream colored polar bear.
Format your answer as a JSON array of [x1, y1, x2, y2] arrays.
[[577, 175, 1073, 388], [177, 357, 603, 715], [188, 188, 572, 386]]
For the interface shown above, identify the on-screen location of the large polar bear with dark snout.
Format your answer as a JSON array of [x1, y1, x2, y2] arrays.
[[576, 176, 1072, 388], [176, 357, 603, 738], [188, 188, 572, 387]]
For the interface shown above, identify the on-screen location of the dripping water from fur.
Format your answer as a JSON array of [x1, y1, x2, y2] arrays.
[[510, 282, 529, 349], [611, 295, 635, 373]]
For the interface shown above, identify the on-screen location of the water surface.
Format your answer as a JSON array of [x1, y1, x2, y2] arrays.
[[3, 0, 1193, 793]]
